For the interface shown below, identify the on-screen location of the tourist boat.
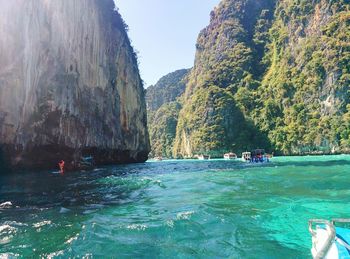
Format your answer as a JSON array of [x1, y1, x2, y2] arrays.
[[242, 149, 270, 163], [309, 218, 350, 258], [224, 153, 237, 160], [154, 156, 163, 161], [198, 154, 210, 160], [241, 152, 251, 162], [251, 149, 270, 163]]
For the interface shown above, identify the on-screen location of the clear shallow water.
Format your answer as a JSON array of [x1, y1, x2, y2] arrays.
[[1, 156, 350, 258]]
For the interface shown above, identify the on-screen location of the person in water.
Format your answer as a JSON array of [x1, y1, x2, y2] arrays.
[[59, 160, 65, 174]]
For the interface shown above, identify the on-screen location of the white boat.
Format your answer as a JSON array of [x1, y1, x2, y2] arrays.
[[224, 153, 237, 160], [198, 154, 210, 160], [309, 218, 350, 258], [241, 152, 251, 162]]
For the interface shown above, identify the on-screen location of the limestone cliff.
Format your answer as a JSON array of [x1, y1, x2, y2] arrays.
[[0, 0, 150, 170], [173, 0, 350, 157], [253, 0, 350, 154], [174, 0, 273, 158]]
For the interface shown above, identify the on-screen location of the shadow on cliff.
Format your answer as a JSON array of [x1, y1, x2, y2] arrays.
[[221, 97, 273, 156], [0, 145, 9, 174], [237, 117, 272, 154]]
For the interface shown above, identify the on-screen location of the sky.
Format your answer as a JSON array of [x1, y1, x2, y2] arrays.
[[115, 0, 220, 87]]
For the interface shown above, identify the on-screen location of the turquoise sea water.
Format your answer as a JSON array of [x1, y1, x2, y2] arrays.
[[1, 156, 350, 258]]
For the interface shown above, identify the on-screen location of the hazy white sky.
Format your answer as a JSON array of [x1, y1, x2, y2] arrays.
[[115, 0, 220, 87]]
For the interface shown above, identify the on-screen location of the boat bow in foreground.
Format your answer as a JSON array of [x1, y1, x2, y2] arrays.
[[309, 219, 350, 259]]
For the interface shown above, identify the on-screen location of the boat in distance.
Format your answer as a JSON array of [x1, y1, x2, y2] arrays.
[[242, 149, 270, 163], [197, 154, 210, 160], [224, 153, 237, 160]]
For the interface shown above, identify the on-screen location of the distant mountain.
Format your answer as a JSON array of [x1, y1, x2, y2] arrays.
[[146, 69, 189, 158], [147, 102, 182, 158], [145, 69, 190, 111]]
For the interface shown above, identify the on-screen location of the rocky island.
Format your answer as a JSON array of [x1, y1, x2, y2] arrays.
[[0, 0, 150, 171], [147, 0, 350, 158]]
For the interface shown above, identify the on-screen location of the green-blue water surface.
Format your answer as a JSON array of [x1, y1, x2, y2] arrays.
[[1, 156, 350, 258]]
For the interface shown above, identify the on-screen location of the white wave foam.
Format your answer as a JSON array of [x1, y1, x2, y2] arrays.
[[0, 224, 17, 245], [65, 234, 79, 244], [0, 253, 20, 258], [47, 250, 64, 258], [0, 201, 12, 209], [33, 220, 52, 228], [0, 224, 16, 233], [2, 221, 27, 227], [176, 211, 195, 220], [126, 224, 147, 231]]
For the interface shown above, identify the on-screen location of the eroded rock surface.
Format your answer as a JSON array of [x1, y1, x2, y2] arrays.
[[0, 0, 150, 171]]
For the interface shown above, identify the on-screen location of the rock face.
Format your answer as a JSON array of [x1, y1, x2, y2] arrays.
[[148, 0, 350, 157], [0, 0, 150, 171], [253, 0, 350, 154], [174, 0, 274, 158]]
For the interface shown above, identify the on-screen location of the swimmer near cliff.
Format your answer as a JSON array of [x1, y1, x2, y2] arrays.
[[58, 160, 65, 174], [56, 154, 96, 173]]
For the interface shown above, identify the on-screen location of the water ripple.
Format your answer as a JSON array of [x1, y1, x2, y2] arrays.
[[0, 156, 350, 257]]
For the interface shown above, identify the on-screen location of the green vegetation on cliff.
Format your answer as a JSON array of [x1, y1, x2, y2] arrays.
[[174, 0, 275, 158], [253, 0, 350, 154], [147, 0, 350, 158], [148, 102, 182, 158], [146, 69, 189, 157], [146, 69, 189, 111], [174, 86, 269, 157]]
